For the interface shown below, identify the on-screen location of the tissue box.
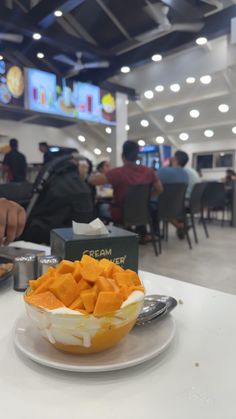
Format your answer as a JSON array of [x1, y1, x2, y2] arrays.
[[50, 226, 139, 272]]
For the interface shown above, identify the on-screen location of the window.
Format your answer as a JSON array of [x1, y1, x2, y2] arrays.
[[194, 150, 234, 170]]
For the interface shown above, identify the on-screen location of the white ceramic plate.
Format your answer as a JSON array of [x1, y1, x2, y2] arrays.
[[14, 314, 176, 372]]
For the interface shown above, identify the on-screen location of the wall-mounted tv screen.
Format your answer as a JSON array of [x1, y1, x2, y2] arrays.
[[0, 60, 25, 107], [25, 68, 116, 124]]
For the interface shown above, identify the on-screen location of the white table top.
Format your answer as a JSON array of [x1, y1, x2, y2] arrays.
[[0, 270, 235, 419]]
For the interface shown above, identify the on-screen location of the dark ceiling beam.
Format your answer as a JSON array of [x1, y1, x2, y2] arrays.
[[27, 0, 86, 28], [95, 0, 131, 40], [161, 0, 204, 22], [0, 5, 109, 58]]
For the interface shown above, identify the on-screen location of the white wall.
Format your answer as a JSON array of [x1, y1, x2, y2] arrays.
[[0, 119, 95, 163], [180, 138, 236, 180]]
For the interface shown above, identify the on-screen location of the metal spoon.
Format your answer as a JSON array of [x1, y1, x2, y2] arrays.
[[136, 294, 177, 326]]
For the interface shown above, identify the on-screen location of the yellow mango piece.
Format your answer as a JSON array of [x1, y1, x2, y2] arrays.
[[49, 273, 78, 306], [113, 272, 134, 287], [77, 278, 91, 295], [80, 288, 98, 313], [56, 260, 75, 275], [125, 269, 141, 286], [69, 296, 85, 310], [99, 258, 115, 277], [93, 291, 123, 316], [73, 262, 82, 283], [81, 255, 99, 266], [33, 276, 55, 295], [25, 291, 65, 310], [96, 276, 114, 292], [81, 263, 104, 283]]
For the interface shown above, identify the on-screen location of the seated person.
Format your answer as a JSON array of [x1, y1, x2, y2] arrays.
[[96, 160, 113, 198], [89, 140, 163, 242]]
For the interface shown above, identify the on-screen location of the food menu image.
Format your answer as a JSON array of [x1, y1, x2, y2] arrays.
[[0, 60, 24, 107], [26, 68, 57, 114], [76, 82, 101, 122], [100, 89, 116, 125]]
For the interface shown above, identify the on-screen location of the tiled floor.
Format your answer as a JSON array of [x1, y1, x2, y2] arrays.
[[139, 222, 236, 295]]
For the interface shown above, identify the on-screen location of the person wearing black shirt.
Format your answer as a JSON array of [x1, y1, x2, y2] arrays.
[[38, 142, 54, 165], [3, 138, 27, 182]]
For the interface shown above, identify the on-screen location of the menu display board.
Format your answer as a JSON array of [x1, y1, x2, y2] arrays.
[[0, 60, 25, 107], [25, 68, 116, 124]]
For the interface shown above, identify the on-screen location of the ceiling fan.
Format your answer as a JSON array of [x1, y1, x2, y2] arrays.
[[0, 33, 23, 43], [53, 52, 109, 78]]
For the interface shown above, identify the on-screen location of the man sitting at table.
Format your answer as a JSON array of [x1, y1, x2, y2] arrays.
[[89, 140, 163, 242]]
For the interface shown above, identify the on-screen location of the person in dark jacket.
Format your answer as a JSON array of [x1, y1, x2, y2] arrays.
[[3, 138, 27, 182], [38, 142, 54, 165]]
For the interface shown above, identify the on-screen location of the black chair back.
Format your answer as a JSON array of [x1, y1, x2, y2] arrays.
[[123, 184, 151, 226], [202, 182, 225, 209], [158, 183, 187, 220], [190, 182, 208, 213]]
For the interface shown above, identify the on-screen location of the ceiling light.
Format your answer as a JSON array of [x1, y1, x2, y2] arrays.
[[204, 129, 214, 138], [94, 148, 102, 155], [32, 33, 41, 40], [170, 83, 181, 92], [120, 66, 130, 74], [152, 54, 162, 62], [218, 104, 229, 113], [189, 109, 200, 118], [125, 124, 130, 131], [138, 139, 146, 146], [144, 90, 154, 99], [186, 77, 196, 84], [156, 136, 164, 144], [164, 114, 174, 123], [232, 126, 236, 134], [106, 147, 112, 153], [196, 37, 208, 46], [37, 52, 44, 59], [126, 99, 129, 105], [0, 55, 3, 61], [105, 127, 112, 134], [78, 135, 85, 142], [155, 85, 164, 92], [179, 132, 189, 141], [140, 119, 149, 127], [200, 75, 212, 84], [54, 10, 63, 17]]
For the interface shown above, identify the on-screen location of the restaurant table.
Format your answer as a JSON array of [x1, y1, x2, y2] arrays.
[[0, 270, 235, 419]]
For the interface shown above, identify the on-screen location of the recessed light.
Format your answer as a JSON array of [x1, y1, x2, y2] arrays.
[[120, 66, 130, 74], [94, 148, 102, 155], [164, 114, 174, 123], [125, 124, 130, 131], [106, 147, 112, 153], [105, 127, 112, 134], [200, 75, 212, 84], [32, 33, 41, 40], [155, 85, 164, 92], [189, 109, 200, 118], [37, 52, 44, 59], [218, 104, 229, 113], [0, 55, 3, 61], [152, 54, 162, 62], [186, 77, 196, 84], [140, 119, 149, 127], [126, 99, 129, 105], [78, 135, 85, 142], [170, 83, 181, 92], [204, 129, 214, 138], [179, 132, 189, 141], [232, 126, 236, 134], [196, 37, 208, 46], [144, 90, 154, 99], [156, 136, 164, 144], [54, 10, 63, 17], [138, 139, 146, 146]]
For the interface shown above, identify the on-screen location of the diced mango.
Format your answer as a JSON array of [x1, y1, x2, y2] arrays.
[[81, 254, 99, 266], [81, 263, 104, 283], [98, 258, 115, 277], [49, 273, 78, 306], [25, 291, 65, 310], [93, 291, 123, 316], [80, 288, 97, 313], [73, 262, 83, 283], [125, 269, 141, 285], [56, 260, 75, 275], [96, 276, 114, 292], [69, 296, 85, 310], [33, 276, 55, 295], [77, 278, 91, 294], [113, 272, 134, 287]]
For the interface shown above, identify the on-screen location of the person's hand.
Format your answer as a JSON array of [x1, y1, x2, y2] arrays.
[[0, 198, 26, 245]]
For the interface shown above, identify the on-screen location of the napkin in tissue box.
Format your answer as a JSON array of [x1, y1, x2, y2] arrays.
[[50, 219, 138, 271]]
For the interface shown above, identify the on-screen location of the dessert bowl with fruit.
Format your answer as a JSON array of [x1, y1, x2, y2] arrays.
[[24, 256, 145, 354]]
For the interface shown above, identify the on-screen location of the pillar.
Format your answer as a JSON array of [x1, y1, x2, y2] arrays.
[[110, 92, 128, 167]]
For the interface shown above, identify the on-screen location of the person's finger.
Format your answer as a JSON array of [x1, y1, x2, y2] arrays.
[[15, 206, 26, 238], [5, 206, 18, 245]]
